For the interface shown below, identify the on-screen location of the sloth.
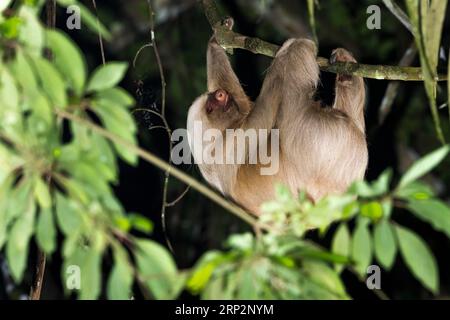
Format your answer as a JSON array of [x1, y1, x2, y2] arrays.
[[187, 19, 368, 215]]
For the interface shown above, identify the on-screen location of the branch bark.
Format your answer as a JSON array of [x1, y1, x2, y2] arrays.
[[29, 250, 46, 300], [201, 0, 447, 82]]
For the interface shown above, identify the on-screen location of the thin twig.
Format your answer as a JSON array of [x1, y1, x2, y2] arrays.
[[29, 250, 46, 300], [378, 43, 418, 125], [201, 0, 447, 81], [29, 0, 57, 300], [166, 186, 191, 207], [91, 0, 106, 65], [148, 125, 168, 131], [145, 0, 173, 253], [382, 0, 413, 33], [134, 0, 192, 253]]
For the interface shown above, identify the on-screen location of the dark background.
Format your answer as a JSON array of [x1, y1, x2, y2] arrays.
[[1, 0, 450, 300]]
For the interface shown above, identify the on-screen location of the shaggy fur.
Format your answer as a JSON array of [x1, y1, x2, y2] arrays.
[[187, 35, 368, 215]]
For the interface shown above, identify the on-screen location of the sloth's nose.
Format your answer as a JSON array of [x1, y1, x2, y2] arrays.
[[215, 89, 228, 102]]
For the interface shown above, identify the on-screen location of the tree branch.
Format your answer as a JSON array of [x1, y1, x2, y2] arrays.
[[29, 0, 56, 301], [201, 0, 447, 82], [54, 109, 258, 228]]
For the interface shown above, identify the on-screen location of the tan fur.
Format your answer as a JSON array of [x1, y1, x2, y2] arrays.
[[187, 37, 368, 215]]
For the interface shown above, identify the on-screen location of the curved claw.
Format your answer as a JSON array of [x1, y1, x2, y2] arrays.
[[330, 48, 357, 64]]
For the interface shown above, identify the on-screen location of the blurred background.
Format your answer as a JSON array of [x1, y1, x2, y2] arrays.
[[1, 0, 450, 299]]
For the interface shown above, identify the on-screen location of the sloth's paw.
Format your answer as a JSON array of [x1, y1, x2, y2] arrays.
[[222, 17, 234, 31], [330, 48, 357, 85]]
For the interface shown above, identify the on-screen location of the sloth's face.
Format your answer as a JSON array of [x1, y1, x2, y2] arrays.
[[205, 89, 232, 114], [187, 90, 244, 134], [202, 89, 243, 130]]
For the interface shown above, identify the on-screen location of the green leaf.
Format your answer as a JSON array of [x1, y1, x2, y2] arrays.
[[0, 16, 22, 39], [237, 267, 258, 299], [93, 98, 136, 134], [93, 102, 138, 165], [187, 251, 226, 293], [0, 176, 14, 249], [6, 202, 36, 282], [227, 233, 254, 251], [373, 219, 397, 270], [95, 88, 135, 108], [395, 181, 435, 200], [360, 201, 383, 220], [331, 223, 351, 273], [69, 161, 110, 194], [29, 55, 68, 107], [135, 239, 179, 299], [371, 169, 392, 195], [8, 49, 38, 97], [395, 225, 439, 294], [381, 199, 393, 218], [5, 179, 32, 223], [0, 68, 19, 111], [33, 176, 51, 208], [78, 3, 112, 40], [303, 260, 349, 299], [18, 6, 44, 55], [407, 199, 450, 239], [62, 230, 81, 259], [0, 145, 22, 183], [405, 0, 448, 143], [87, 62, 128, 93], [56, 175, 89, 205], [79, 248, 102, 300], [424, 1, 447, 71], [0, 68, 21, 137], [351, 220, 372, 275], [46, 29, 87, 96], [398, 145, 450, 188], [55, 193, 83, 235], [56, 0, 112, 40], [107, 245, 134, 300], [202, 275, 227, 300], [129, 214, 153, 234], [36, 207, 57, 254], [275, 184, 293, 202], [348, 180, 377, 198]]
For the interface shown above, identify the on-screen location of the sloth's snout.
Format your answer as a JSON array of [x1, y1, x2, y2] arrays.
[[206, 89, 230, 113]]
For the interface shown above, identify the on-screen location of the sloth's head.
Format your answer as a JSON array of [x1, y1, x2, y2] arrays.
[[188, 89, 244, 132]]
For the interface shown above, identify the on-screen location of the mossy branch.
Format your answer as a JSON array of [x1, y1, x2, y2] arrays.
[[201, 0, 447, 82]]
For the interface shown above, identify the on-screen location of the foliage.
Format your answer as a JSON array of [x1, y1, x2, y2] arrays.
[[189, 145, 450, 298], [188, 234, 349, 299], [0, 1, 180, 300], [1, 0, 450, 301], [405, 0, 448, 143]]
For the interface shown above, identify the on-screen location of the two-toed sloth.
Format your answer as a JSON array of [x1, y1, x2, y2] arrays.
[[187, 19, 368, 215]]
